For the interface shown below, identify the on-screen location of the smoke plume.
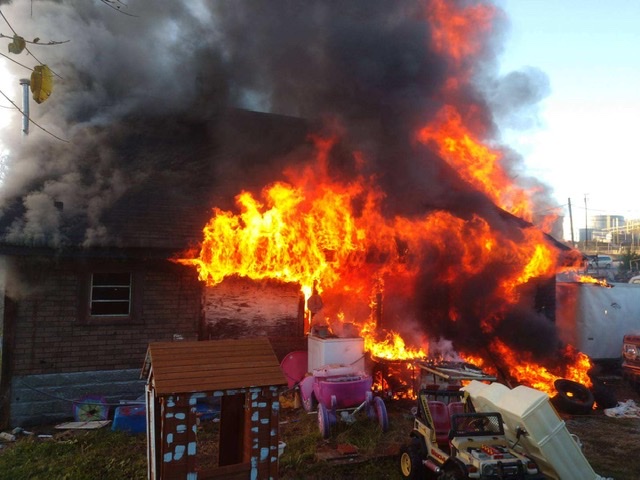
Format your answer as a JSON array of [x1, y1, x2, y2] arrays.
[[0, 1, 565, 362]]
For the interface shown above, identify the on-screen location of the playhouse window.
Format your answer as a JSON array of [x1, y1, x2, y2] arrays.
[[90, 272, 132, 316]]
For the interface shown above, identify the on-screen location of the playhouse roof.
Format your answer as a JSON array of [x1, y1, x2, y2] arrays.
[[142, 337, 287, 395]]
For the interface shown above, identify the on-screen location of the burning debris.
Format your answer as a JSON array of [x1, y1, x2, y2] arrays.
[[0, 1, 592, 393], [558, 270, 612, 287]]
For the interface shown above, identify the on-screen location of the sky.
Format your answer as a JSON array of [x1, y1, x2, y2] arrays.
[[497, 0, 640, 240], [1, 1, 640, 242]]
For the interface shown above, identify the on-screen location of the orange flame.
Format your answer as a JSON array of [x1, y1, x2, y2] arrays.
[[426, 0, 496, 61], [463, 341, 592, 395], [179, 171, 558, 308], [576, 275, 610, 287], [418, 106, 535, 222], [360, 319, 427, 361], [176, 0, 593, 398], [557, 269, 612, 287], [177, 179, 369, 296], [177, 131, 590, 394], [425, 0, 498, 91]]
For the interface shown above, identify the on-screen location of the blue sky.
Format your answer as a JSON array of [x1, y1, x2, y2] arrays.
[[498, 0, 640, 239]]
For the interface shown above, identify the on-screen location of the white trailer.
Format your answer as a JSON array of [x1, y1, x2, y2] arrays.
[[556, 280, 640, 361]]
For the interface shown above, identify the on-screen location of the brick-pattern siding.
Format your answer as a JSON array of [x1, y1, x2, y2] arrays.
[[11, 260, 202, 376]]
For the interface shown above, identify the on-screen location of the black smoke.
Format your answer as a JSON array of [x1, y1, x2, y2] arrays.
[[0, 0, 566, 365], [1, 1, 553, 213]]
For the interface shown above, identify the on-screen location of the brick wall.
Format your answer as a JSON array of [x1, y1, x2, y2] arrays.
[[10, 259, 203, 376]]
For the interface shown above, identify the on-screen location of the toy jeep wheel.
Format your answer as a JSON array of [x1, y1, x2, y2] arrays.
[[399, 438, 425, 479], [439, 461, 466, 480]]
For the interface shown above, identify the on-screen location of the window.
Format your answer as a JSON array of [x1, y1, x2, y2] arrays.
[[78, 268, 142, 325], [90, 272, 132, 316]]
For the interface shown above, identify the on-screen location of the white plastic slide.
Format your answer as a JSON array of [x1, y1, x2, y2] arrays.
[[462, 381, 611, 480]]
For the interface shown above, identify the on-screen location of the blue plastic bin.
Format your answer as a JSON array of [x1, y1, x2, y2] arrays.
[[112, 405, 146, 434]]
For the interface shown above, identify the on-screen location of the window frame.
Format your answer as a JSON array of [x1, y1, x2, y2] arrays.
[[90, 272, 133, 317], [79, 268, 143, 325]]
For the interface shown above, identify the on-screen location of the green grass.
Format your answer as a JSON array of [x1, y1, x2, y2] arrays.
[[0, 397, 413, 480], [0, 429, 147, 480], [3, 398, 637, 480], [278, 399, 413, 479]]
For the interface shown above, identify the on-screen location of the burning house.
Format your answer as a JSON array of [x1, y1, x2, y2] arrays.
[[0, 110, 314, 426], [0, 0, 592, 428]]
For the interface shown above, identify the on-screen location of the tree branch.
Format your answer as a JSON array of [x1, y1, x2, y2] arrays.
[[0, 32, 70, 46]]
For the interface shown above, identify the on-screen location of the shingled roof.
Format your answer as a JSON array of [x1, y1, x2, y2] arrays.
[[0, 109, 311, 258], [0, 108, 572, 263]]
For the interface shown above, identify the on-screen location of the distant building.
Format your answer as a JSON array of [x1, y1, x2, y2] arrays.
[[578, 227, 593, 243], [579, 215, 640, 247], [592, 215, 625, 231]]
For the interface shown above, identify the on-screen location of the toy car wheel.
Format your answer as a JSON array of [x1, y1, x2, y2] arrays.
[[318, 403, 331, 439], [365, 391, 376, 419], [438, 461, 466, 480], [302, 392, 317, 412], [399, 438, 425, 479], [553, 378, 594, 415], [299, 376, 316, 412], [374, 396, 389, 432]]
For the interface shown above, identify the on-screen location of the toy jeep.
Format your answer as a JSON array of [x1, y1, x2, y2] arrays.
[[399, 388, 545, 479]]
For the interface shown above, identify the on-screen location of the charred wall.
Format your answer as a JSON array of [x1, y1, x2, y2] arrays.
[[202, 277, 306, 360]]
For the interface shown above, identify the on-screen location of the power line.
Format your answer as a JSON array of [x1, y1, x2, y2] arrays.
[[0, 87, 68, 142]]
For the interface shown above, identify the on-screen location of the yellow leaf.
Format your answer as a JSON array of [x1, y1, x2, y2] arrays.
[[30, 65, 53, 104]]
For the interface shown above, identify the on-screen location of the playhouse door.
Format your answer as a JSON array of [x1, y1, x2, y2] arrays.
[[218, 393, 247, 466]]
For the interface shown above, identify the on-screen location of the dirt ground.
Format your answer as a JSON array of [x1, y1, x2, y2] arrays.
[[561, 374, 640, 480], [279, 372, 640, 480]]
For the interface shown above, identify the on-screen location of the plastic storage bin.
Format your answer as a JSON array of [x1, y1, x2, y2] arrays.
[[112, 405, 146, 434]]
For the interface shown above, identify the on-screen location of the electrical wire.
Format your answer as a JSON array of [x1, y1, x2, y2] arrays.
[[0, 87, 69, 142]]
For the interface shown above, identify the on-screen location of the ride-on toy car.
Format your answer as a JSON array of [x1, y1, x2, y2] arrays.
[[298, 364, 388, 438], [399, 388, 545, 479]]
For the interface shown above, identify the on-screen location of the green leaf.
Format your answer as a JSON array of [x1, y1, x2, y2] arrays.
[[8, 35, 26, 54]]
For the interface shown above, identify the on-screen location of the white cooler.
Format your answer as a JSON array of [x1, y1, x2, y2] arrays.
[[307, 335, 365, 372]]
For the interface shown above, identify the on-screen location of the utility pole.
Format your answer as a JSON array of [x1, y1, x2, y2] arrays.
[[19, 78, 30, 136], [584, 194, 589, 251], [568, 198, 575, 247]]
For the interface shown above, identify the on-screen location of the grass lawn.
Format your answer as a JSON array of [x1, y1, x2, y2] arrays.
[[1, 387, 639, 480]]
